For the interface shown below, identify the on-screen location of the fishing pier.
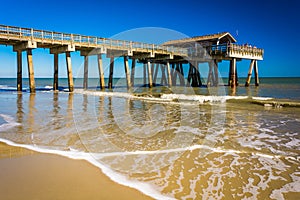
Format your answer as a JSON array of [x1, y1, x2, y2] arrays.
[[0, 25, 264, 93]]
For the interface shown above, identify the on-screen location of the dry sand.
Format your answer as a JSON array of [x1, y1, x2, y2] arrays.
[[0, 142, 153, 200]]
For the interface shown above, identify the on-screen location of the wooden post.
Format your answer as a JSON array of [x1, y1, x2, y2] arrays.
[[179, 63, 185, 86], [153, 63, 159, 84], [229, 58, 236, 88], [97, 54, 105, 90], [254, 60, 259, 86], [213, 60, 219, 86], [83, 55, 89, 89], [65, 52, 74, 92], [26, 49, 35, 93], [161, 64, 167, 85], [245, 59, 255, 87], [131, 58, 136, 86], [124, 56, 131, 89], [151, 63, 155, 80], [166, 61, 172, 87], [174, 63, 180, 86], [147, 61, 153, 88], [195, 61, 202, 87], [207, 62, 214, 86], [108, 57, 114, 89], [17, 50, 22, 91], [186, 63, 193, 86], [53, 53, 59, 91], [143, 63, 147, 85]]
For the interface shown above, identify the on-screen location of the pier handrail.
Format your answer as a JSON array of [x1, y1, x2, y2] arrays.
[[210, 43, 264, 57], [0, 24, 188, 56]]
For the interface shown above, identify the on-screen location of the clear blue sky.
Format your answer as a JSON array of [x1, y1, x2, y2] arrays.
[[0, 0, 299, 78]]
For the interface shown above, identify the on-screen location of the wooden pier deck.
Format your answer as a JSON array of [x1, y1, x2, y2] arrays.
[[0, 25, 264, 92]]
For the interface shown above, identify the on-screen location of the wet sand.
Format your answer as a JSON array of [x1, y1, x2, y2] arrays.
[[0, 142, 153, 200]]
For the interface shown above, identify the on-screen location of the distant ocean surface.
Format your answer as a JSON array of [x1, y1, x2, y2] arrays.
[[0, 77, 300, 199]]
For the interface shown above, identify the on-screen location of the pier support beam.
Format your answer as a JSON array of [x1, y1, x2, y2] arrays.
[[213, 60, 219, 86], [97, 54, 105, 90], [53, 53, 59, 91], [254, 60, 259, 86], [83, 55, 89, 90], [187, 61, 201, 87], [143, 64, 147, 86], [229, 58, 237, 88], [27, 49, 35, 93], [147, 61, 153, 88], [166, 62, 172, 87], [65, 52, 74, 92], [245, 59, 255, 87], [124, 56, 131, 89], [131, 58, 136, 86], [179, 63, 185, 86], [108, 57, 114, 89], [17, 50, 22, 92]]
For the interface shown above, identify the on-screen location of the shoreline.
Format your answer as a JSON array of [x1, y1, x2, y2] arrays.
[[0, 142, 153, 200]]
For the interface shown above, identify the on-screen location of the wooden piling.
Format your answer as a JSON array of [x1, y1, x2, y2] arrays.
[[245, 59, 255, 87], [147, 61, 153, 88], [179, 63, 185, 86], [166, 62, 172, 87], [153, 63, 159, 84], [195, 61, 202, 87], [83, 55, 89, 90], [124, 56, 131, 89], [53, 53, 59, 91], [213, 60, 219, 86], [17, 50, 22, 91], [161, 64, 167, 85], [26, 49, 35, 93], [131, 58, 136, 86], [97, 54, 105, 90], [108, 57, 114, 89], [229, 58, 237, 88], [254, 60, 259, 86], [207, 62, 214, 86], [187, 63, 193, 87], [143, 63, 147, 85], [65, 52, 74, 92]]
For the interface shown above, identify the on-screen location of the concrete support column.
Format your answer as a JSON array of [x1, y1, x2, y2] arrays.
[[97, 54, 105, 90], [166, 62, 172, 87], [26, 49, 35, 93], [124, 56, 131, 89], [83, 55, 89, 90], [17, 50, 22, 92], [245, 59, 255, 87], [108, 57, 114, 89], [147, 61, 153, 88], [53, 53, 59, 91], [65, 52, 74, 92]]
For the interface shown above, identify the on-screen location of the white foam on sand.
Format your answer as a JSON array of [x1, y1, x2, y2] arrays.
[[0, 137, 174, 200], [0, 114, 20, 131]]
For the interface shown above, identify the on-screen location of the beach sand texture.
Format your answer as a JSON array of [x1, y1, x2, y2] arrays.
[[0, 142, 152, 200]]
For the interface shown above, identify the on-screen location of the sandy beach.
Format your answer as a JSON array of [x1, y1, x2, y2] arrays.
[[0, 142, 153, 200]]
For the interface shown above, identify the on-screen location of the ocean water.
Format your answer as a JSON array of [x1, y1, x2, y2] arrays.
[[0, 77, 300, 199]]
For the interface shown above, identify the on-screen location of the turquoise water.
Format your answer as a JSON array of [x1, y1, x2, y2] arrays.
[[1, 77, 300, 100], [0, 77, 300, 199]]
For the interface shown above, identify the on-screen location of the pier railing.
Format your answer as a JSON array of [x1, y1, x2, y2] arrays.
[[209, 43, 264, 60], [0, 25, 188, 56]]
